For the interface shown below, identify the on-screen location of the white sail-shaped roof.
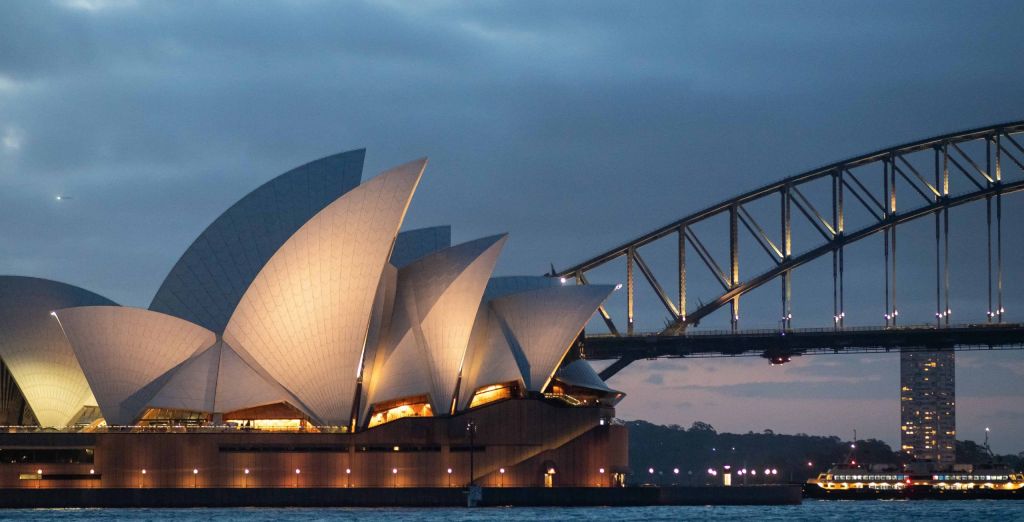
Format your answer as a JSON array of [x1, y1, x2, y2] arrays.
[[457, 306, 524, 410], [556, 359, 623, 395], [53, 306, 216, 425], [212, 342, 308, 414], [223, 158, 425, 425], [144, 341, 221, 413], [489, 284, 614, 392], [144, 341, 315, 417], [362, 327, 432, 418], [363, 235, 506, 416], [0, 277, 117, 427], [150, 149, 365, 333]]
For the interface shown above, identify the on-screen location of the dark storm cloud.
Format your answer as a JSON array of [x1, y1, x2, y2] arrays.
[[2, 0, 1023, 449]]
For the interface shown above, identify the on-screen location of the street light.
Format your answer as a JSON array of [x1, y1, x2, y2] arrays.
[[294, 468, 301, 488], [447, 468, 453, 488], [193, 468, 198, 488], [346, 468, 352, 488], [36, 469, 41, 489], [392, 468, 398, 488], [140, 469, 147, 488]]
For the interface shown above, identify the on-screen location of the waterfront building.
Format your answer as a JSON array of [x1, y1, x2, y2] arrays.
[[899, 350, 955, 465], [0, 150, 627, 488]]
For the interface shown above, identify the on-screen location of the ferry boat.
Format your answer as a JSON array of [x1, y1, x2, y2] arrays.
[[805, 463, 1024, 500]]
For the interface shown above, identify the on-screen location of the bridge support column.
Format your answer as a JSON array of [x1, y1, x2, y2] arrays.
[[781, 186, 792, 330], [626, 247, 635, 335]]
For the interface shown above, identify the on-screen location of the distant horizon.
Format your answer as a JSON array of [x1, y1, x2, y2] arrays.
[[625, 417, 1014, 456]]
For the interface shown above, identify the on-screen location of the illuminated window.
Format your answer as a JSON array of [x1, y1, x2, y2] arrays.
[[368, 395, 433, 428], [224, 402, 316, 432], [469, 382, 520, 409]]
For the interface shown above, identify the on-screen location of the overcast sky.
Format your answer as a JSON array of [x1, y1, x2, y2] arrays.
[[2, 0, 1023, 452]]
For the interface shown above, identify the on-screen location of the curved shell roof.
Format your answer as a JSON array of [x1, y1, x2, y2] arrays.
[[150, 149, 365, 333], [458, 281, 615, 407], [457, 306, 523, 410], [222, 158, 425, 425], [556, 359, 621, 395], [5, 151, 624, 428], [489, 284, 615, 392], [363, 234, 506, 415], [144, 341, 314, 417], [53, 306, 216, 426], [0, 276, 117, 427]]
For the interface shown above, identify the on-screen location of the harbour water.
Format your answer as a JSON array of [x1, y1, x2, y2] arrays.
[[2, 501, 1023, 521]]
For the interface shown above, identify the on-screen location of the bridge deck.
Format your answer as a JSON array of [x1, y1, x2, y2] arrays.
[[583, 324, 1024, 360]]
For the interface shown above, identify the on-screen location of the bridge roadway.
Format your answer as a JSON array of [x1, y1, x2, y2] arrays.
[[583, 324, 1024, 379]]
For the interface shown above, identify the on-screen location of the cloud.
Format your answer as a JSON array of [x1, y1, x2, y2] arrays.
[[1, 126, 22, 151], [1, 0, 1023, 450]]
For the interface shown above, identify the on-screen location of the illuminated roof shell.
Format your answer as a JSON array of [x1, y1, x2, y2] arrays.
[[144, 341, 315, 417], [363, 235, 506, 417], [222, 159, 425, 425], [488, 284, 614, 392], [53, 306, 216, 426], [457, 306, 524, 411], [0, 276, 117, 427], [150, 150, 365, 333]]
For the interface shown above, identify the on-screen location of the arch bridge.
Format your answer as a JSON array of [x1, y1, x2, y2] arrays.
[[554, 121, 1024, 379]]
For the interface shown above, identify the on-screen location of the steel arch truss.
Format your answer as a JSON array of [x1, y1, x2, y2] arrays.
[[556, 121, 1024, 374]]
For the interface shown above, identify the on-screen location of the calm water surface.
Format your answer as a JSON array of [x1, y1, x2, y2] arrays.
[[2, 501, 1023, 521]]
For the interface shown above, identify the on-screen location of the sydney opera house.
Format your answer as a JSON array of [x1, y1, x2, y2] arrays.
[[0, 150, 627, 489]]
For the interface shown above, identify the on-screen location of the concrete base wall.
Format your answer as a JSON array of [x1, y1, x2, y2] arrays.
[[0, 399, 625, 489]]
